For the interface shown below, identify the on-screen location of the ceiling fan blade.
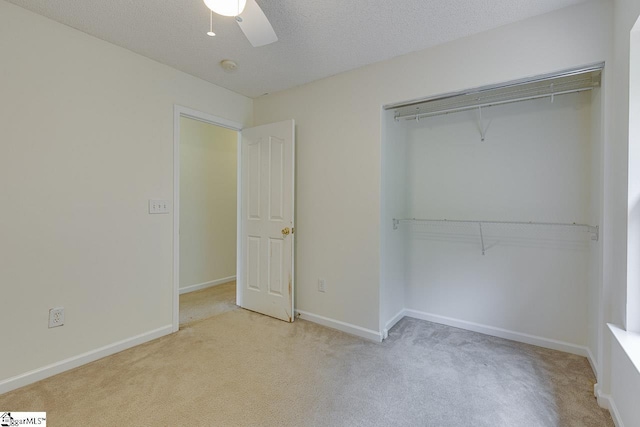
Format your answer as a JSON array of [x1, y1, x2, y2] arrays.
[[236, 0, 278, 47]]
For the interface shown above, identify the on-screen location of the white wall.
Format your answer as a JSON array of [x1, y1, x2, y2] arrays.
[[399, 92, 595, 347], [608, 325, 640, 426], [0, 1, 252, 387], [603, 1, 640, 426], [589, 86, 605, 376], [254, 0, 611, 333], [380, 111, 408, 333], [179, 118, 237, 290], [626, 14, 640, 336]]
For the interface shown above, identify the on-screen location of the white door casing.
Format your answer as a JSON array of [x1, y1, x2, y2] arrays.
[[239, 120, 295, 322], [173, 105, 243, 333]]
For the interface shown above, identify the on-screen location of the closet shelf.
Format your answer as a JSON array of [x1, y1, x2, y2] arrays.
[[392, 218, 599, 255], [385, 63, 603, 122]]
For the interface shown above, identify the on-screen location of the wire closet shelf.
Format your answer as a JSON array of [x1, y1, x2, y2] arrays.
[[386, 63, 603, 122], [392, 218, 599, 256]]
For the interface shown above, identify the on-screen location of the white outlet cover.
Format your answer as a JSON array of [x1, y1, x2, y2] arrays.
[[149, 199, 170, 214], [48, 307, 65, 328]]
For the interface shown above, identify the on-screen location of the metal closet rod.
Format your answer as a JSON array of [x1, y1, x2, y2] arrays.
[[384, 62, 604, 111], [394, 87, 594, 121]]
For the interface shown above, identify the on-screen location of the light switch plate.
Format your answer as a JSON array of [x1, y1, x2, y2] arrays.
[[149, 199, 170, 214]]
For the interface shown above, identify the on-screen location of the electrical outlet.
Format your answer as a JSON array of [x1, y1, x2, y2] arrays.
[[48, 307, 65, 328], [318, 278, 326, 293]]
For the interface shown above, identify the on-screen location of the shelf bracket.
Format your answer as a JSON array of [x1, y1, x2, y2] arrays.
[[393, 219, 400, 230], [477, 106, 491, 142], [478, 222, 486, 255]]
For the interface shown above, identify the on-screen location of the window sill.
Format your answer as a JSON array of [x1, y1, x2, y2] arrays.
[[608, 323, 640, 375]]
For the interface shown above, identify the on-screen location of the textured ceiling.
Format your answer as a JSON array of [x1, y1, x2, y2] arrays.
[[6, 0, 589, 98]]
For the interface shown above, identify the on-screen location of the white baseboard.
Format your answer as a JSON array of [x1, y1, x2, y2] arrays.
[[595, 386, 624, 427], [382, 309, 406, 340], [0, 325, 173, 395], [403, 309, 589, 357], [608, 399, 623, 427], [586, 347, 599, 379], [179, 276, 235, 295], [296, 310, 382, 342]]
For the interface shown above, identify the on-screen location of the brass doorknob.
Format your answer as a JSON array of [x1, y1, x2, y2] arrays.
[[281, 227, 290, 236]]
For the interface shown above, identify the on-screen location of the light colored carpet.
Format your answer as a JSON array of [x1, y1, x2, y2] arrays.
[[179, 281, 237, 326], [0, 308, 613, 427]]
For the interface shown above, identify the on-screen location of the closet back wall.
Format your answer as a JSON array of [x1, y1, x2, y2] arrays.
[[402, 91, 597, 347]]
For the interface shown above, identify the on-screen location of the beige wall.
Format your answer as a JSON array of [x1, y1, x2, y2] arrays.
[[0, 0, 251, 386], [180, 118, 237, 290], [254, 0, 611, 333]]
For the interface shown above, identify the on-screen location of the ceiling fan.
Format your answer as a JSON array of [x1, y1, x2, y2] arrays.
[[203, 0, 278, 47]]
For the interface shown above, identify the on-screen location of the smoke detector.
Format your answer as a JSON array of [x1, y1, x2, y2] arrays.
[[220, 59, 238, 72]]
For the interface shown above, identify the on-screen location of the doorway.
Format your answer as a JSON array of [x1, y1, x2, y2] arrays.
[[178, 116, 238, 325], [173, 106, 296, 331], [172, 106, 243, 331]]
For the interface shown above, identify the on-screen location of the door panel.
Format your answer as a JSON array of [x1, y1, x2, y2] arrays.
[[268, 238, 283, 295], [247, 236, 261, 291], [247, 141, 262, 220], [269, 137, 284, 221], [239, 120, 294, 322]]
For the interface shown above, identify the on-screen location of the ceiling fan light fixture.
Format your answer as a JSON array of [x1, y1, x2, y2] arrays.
[[203, 0, 247, 17]]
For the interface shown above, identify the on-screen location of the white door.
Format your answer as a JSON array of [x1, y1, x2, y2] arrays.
[[239, 120, 295, 322]]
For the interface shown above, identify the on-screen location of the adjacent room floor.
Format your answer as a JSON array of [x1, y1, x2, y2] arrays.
[[179, 281, 236, 326], [0, 293, 613, 426]]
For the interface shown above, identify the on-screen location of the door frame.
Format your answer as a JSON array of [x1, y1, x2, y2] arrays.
[[172, 105, 243, 332]]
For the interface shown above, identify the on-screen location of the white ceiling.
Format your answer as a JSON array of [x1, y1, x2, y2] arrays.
[[7, 0, 589, 98]]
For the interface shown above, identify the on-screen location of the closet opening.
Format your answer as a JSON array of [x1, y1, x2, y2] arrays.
[[380, 64, 605, 372]]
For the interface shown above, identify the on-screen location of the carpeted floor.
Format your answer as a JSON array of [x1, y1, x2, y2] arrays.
[[0, 304, 613, 426], [179, 281, 237, 326]]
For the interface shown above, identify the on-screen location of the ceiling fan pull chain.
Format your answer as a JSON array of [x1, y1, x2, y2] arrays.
[[207, 10, 216, 36]]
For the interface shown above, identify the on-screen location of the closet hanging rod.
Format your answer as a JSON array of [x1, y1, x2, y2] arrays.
[[394, 87, 593, 121], [392, 218, 599, 240], [384, 62, 603, 111]]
